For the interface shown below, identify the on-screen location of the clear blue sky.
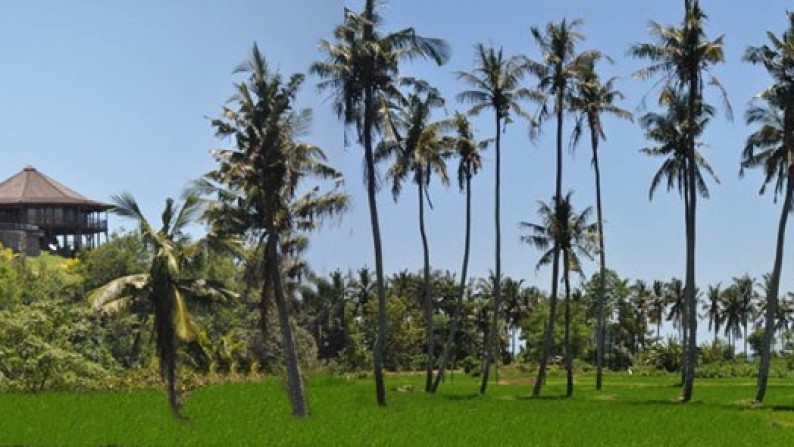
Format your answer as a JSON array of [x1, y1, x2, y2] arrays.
[[1, 0, 791, 305]]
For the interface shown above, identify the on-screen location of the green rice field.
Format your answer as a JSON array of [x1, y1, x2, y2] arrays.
[[2, 374, 794, 446]]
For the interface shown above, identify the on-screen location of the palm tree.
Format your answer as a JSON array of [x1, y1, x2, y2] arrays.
[[501, 277, 527, 363], [742, 13, 794, 402], [630, 0, 728, 402], [201, 45, 348, 417], [648, 280, 667, 343], [732, 274, 758, 358], [701, 283, 723, 344], [89, 194, 235, 416], [570, 57, 632, 389], [431, 113, 488, 393], [629, 280, 652, 351], [521, 192, 597, 397], [456, 43, 533, 394], [721, 285, 744, 356], [312, 0, 449, 406], [665, 278, 686, 343], [377, 83, 450, 392], [529, 18, 598, 397]]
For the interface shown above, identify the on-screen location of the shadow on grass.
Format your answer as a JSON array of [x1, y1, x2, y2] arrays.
[[515, 395, 569, 401], [732, 402, 794, 412], [623, 398, 704, 406], [441, 393, 480, 401]]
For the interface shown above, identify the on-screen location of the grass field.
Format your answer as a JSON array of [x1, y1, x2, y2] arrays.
[[2, 373, 794, 446]]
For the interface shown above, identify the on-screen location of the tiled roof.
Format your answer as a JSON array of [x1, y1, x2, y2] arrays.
[[0, 166, 107, 208]]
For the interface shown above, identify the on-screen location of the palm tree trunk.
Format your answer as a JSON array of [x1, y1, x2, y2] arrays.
[[756, 177, 792, 402], [418, 180, 434, 392], [364, 87, 387, 406], [563, 250, 574, 398], [744, 321, 749, 360], [534, 91, 565, 398], [681, 77, 699, 403], [480, 114, 502, 394], [592, 127, 607, 391], [432, 173, 473, 393], [267, 239, 309, 417], [156, 292, 180, 416]]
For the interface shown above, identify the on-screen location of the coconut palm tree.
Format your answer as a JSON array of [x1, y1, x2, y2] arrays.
[[666, 278, 686, 343], [701, 283, 723, 344], [629, 280, 652, 351], [529, 18, 599, 397], [376, 83, 450, 392], [640, 87, 718, 389], [630, 0, 728, 402], [431, 113, 488, 393], [742, 13, 794, 402], [312, 0, 449, 406], [721, 285, 744, 357], [456, 43, 533, 394], [89, 194, 236, 417], [732, 274, 758, 358], [521, 192, 597, 397], [648, 280, 667, 343], [640, 89, 719, 202], [200, 45, 348, 417], [570, 57, 632, 389]]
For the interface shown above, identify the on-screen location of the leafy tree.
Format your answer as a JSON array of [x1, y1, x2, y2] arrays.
[[457, 43, 533, 394], [0, 247, 22, 309], [312, 0, 449, 406], [522, 192, 597, 397], [78, 231, 148, 291], [0, 298, 110, 392], [631, 0, 728, 402], [742, 13, 794, 401]]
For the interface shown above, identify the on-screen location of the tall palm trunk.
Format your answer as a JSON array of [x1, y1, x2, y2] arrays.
[[364, 86, 387, 406], [756, 176, 793, 402], [481, 114, 501, 394], [267, 238, 308, 417], [591, 125, 607, 391], [563, 250, 574, 397], [681, 76, 699, 402], [534, 90, 565, 397], [418, 178, 435, 392], [431, 172, 473, 393]]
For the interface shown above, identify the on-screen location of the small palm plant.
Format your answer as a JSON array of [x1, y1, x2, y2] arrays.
[[89, 194, 236, 416]]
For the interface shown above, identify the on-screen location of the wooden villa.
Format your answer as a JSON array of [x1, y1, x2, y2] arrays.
[[0, 166, 109, 256]]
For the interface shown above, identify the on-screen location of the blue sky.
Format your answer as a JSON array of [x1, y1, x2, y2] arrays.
[[1, 0, 792, 308]]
